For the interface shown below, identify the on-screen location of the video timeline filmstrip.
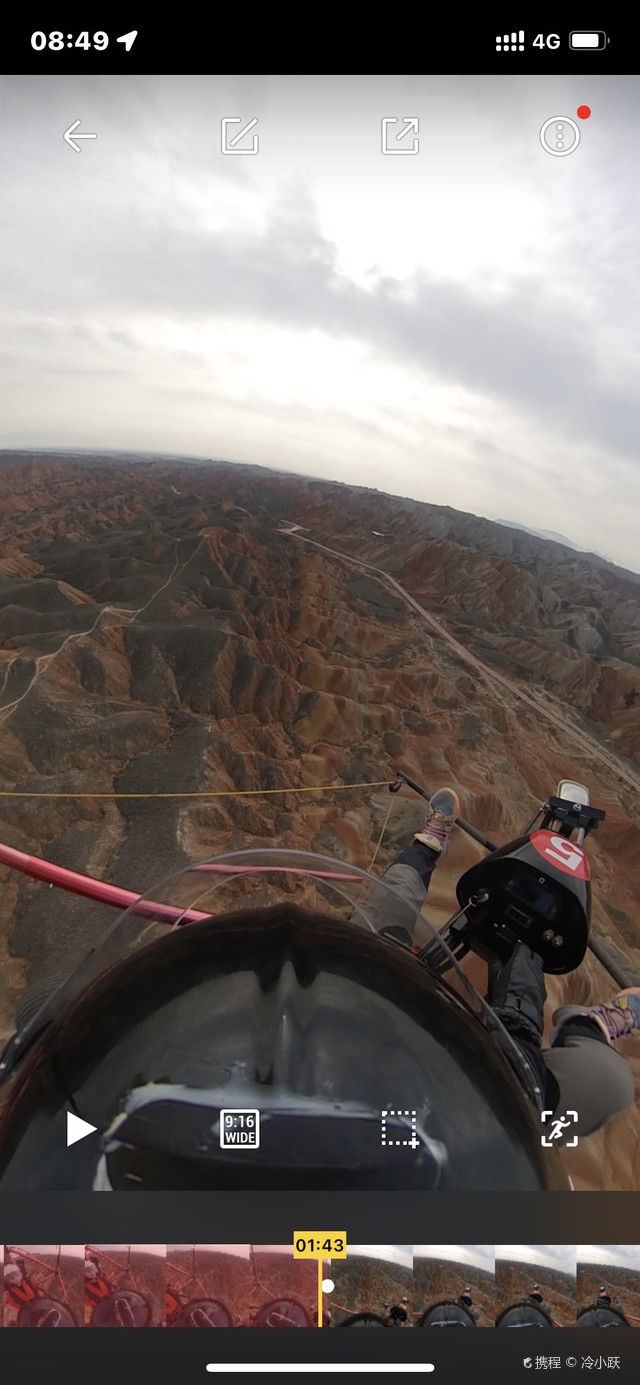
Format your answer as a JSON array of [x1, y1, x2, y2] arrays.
[[2, 1244, 640, 1328]]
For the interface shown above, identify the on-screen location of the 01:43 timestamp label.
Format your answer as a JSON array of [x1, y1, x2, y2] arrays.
[[293, 1232, 347, 1259]]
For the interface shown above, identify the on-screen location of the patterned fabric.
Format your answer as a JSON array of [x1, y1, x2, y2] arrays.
[[552, 988, 640, 1045]]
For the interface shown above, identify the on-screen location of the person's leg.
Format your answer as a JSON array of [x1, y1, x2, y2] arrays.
[[486, 943, 555, 1100], [543, 1016, 636, 1136], [488, 944, 547, 1042], [542, 991, 640, 1136], [371, 841, 439, 944], [486, 949, 636, 1132], [367, 787, 460, 943]]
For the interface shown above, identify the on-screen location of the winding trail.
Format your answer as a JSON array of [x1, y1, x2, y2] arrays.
[[282, 528, 640, 796], [0, 537, 203, 722]]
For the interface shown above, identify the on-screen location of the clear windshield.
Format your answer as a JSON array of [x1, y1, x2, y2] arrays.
[[0, 848, 543, 1106]]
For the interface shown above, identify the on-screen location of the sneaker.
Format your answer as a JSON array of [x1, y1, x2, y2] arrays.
[[414, 787, 460, 857], [551, 988, 640, 1046]]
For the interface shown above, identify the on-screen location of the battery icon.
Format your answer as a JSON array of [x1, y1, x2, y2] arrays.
[[569, 31, 608, 49]]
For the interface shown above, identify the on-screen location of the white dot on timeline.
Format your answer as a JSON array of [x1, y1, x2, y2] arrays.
[[322, 1278, 335, 1293]]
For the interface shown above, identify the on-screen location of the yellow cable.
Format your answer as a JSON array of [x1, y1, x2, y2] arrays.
[[0, 779, 394, 799], [367, 792, 395, 872]]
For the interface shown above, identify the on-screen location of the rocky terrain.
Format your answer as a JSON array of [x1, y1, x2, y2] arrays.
[[329, 1250, 413, 1324], [1, 452, 639, 1190], [495, 1255, 576, 1327], [413, 1252, 494, 1326], [577, 1256, 640, 1325]]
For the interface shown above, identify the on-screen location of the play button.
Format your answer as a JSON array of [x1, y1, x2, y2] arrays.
[[66, 1111, 97, 1147]]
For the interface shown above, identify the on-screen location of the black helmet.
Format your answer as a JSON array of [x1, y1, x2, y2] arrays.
[[0, 851, 568, 1192], [496, 1304, 553, 1328], [417, 1300, 476, 1328], [341, 1312, 388, 1327]]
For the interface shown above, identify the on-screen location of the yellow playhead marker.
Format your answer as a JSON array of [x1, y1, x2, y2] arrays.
[[293, 1233, 347, 1327]]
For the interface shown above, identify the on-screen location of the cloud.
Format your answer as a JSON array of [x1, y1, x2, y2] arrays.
[[6, 201, 637, 463], [0, 73, 638, 570], [497, 1245, 576, 1276], [349, 1245, 413, 1269], [578, 1246, 640, 1272], [414, 1245, 495, 1272]]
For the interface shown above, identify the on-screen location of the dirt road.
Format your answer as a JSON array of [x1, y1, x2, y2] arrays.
[[283, 529, 640, 795]]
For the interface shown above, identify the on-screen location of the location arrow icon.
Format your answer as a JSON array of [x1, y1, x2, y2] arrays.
[[67, 1110, 97, 1146], [116, 31, 138, 51]]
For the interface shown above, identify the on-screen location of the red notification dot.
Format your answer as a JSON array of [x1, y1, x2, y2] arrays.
[[577, 106, 591, 119]]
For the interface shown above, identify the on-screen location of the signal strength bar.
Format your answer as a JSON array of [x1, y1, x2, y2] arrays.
[[496, 30, 525, 51]]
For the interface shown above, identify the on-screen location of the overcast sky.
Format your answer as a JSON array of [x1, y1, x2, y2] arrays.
[[497, 1244, 576, 1276], [167, 1244, 296, 1257], [6, 1244, 84, 1259], [414, 1244, 494, 1272], [0, 74, 638, 568], [349, 1245, 413, 1269], [578, 1245, 640, 1271], [90, 1244, 164, 1257]]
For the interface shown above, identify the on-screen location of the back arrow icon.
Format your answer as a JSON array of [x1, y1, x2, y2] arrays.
[[64, 119, 98, 153]]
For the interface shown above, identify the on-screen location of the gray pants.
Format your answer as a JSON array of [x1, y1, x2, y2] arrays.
[[544, 1035, 634, 1137], [376, 856, 635, 1138]]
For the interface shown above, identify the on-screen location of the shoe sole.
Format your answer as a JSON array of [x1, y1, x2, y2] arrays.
[[427, 787, 460, 822]]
